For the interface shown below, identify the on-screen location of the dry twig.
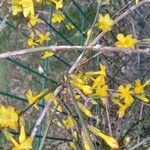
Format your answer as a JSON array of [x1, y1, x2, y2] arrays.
[[0, 45, 149, 59]]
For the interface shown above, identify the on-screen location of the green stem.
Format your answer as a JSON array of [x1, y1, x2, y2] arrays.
[[38, 102, 60, 150], [65, 74, 95, 150]]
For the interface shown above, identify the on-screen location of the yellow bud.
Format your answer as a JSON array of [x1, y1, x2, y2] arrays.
[[75, 94, 81, 100], [69, 141, 76, 149], [87, 125, 119, 149], [124, 137, 130, 145], [82, 85, 93, 95], [81, 130, 91, 150], [78, 102, 93, 118]]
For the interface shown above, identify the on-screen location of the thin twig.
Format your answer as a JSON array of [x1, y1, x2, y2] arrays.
[[137, 103, 144, 144], [0, 14, 8, 32], [38, 102, 61, 150], [0, 45, 149, 59], [105, 103, 112, 136], [84, 1, 101, 46]]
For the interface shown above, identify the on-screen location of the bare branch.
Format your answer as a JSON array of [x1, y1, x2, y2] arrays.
[[0, 45, 149, 59]]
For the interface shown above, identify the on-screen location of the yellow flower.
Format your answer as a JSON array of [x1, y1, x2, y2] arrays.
[[134, 79, 150, 94], [70, 72, 93, 95], [81, 85, 93, 95], [19, 117, 26, 143], [95, 84, 108, 104], [28, 14, 40, 27], [86, 64, 106, 89], [113, 99, 129, 118], [52, 10, 65, 23], [90, 99, 97, 105], [124, 137, 130, 145], [27, 33, 38, 47], [99, 64, 107, 77], [72, 131, 78, 140], [63, 116, 74, 128], [86, 64, 106, 77], [75, 94, 81, 100], [92, 75, 106, 89], [52, 0, 63, 10], [42, 50, 54, 59], [115, 33, 138, 48], [0, 105, 18, 129], [81, 130, 91, 150], [66, 23, 75, 30], [36, 31, 50, 44], [11, 0, 22, 15], [118, 103, 129, 118], [78, 102, 93, 118], [44, 93, 63, 112], [26, 89, 48, 109], [69, 141, 76, 149], [97, 14, 113, 32], [87, 125, 119, 149], [27, 39, 37, 47], [11, 4, 23, 15], [21, 0, 35, 17], [11, 0, 35, 17], [118, 84, 134, 105], [118, 105, 128, 118], [4, 119, 33, 150], [95, 84, 108, 97], [70, 72, 86, 87], [134, 79, 145, 94], [137, 94, 149, 103]]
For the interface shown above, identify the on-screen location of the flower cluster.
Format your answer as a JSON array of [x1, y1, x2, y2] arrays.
[[4, 117, 33, 150], [27, 31, 50, 47], [11, 0, 35, 17], [97, 14, 138, 48], [71, 64, 108, 104], [0, 105, 18, 129], [70, 64, 149, 120], [50, 0, 74, 29], [0, 105, 33, 149], [113, 79, 150, 118]]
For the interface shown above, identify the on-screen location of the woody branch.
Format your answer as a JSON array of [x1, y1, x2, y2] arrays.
[[0, 45, 149, 59]]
